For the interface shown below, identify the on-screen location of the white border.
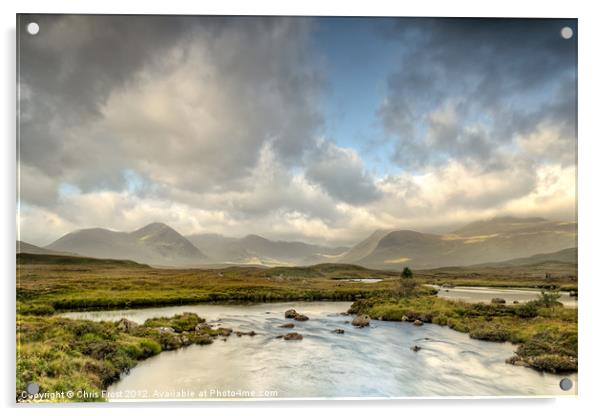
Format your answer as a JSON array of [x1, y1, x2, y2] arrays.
[[3, 1, 602, 415]]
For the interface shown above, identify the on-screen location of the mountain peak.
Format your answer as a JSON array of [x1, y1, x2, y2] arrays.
[[134, 222, 172, 233], [243, 234, 269, 242]]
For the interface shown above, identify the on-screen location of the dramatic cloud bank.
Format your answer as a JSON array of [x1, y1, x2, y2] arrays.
[[18, 16, 577, 246]]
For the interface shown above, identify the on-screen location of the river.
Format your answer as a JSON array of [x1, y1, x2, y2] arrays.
[[62, 301, 576, 399], [429, 285, 577, 308]]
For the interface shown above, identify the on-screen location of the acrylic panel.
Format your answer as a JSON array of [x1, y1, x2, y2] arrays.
[[16, 14, 577, 402]]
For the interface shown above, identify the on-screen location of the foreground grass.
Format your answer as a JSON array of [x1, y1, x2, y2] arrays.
[[349, 294, 577, 373], [17, 312, 220, 402]]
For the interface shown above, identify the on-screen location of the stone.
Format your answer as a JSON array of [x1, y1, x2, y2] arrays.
[[413, 320, 423, 326], [283, 332, 303, 341], [195, 323, 212, 331], [284, 309, 298, 319], [351, 314, 370, 327], [116, 318, 138, 333], [156, 326, 176, 334]]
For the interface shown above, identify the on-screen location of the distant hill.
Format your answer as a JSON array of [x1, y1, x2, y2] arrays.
[[17, 252, 149, 267], [46, 223, 206, 266], [474, 247, 577, 267], [337, 217, 577, 270], [187, 233, 348, 267], [35, 216, 577, 269], [17, 241, 75, 256]]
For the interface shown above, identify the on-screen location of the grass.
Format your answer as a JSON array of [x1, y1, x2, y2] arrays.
[[16, 312, 216, 402], [17, 254, 400, 313]]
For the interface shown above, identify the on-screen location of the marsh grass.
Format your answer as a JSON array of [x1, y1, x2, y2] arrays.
[[16, 312, 217, 402]]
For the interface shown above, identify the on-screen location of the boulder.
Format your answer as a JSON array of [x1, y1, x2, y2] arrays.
[[413, 320, 423, 326], [116, 318, 139, 333], [283, 332, 303, 341], [401, 315, 409, 322], [279, 323, 295, 328], [491, 298, 506, 304], [411, 345, 422, 352], [284, 309, 309, 321], [333, 329, 345, 334], [513, 300, 520, 304], [284, 309, 298, 319], [234, 330, 256, 337], [156, 326, 176, 334], [352, 314, 370, 327]]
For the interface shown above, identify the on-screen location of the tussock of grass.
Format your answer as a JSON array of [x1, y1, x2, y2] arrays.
[[16, 313, 217, 402]]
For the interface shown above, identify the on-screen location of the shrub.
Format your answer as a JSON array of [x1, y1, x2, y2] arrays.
[[535, 290, 562, 308], [514, 301, 539, 318]]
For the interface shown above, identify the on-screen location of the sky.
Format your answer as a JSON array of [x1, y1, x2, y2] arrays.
[[17, 15, 577, 247]]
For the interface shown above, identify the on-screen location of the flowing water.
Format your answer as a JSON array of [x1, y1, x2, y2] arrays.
[[62, 302, 576, 400]]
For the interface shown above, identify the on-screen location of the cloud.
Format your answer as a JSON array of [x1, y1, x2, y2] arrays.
[[304, 140, 381, 204], [17, 16, 577, 246], [19, 15, 324, 197], [379, 18, 577, 171]]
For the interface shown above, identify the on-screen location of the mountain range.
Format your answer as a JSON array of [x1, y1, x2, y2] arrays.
[[340, 216, 576, 270], [18, 216, 577, 269], [44, 222, 205, 266]]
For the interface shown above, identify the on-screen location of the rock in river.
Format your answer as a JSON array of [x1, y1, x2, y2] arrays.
[[352, 314, 370, 327], [333, 329, 345, 334], [413, 320, 423, 326], [284, 309, 298, 318], [279, 323, 295, 328], [491, 298, 506, 304], [285, 309, 309, 321], [283, 332, 303, 341]]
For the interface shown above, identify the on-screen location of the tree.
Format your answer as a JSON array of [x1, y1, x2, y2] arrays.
[[536, 290, 562, 308], [399, 266, 416, 297], [401, 266, 413, 279]]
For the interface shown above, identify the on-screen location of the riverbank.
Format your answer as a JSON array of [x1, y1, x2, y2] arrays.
[[349, 295, 577, 373], [18, 300, 577, 402], [17, 253, 576, 315], [17, 312, 229, 402], [17, 254, 399, 315]]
